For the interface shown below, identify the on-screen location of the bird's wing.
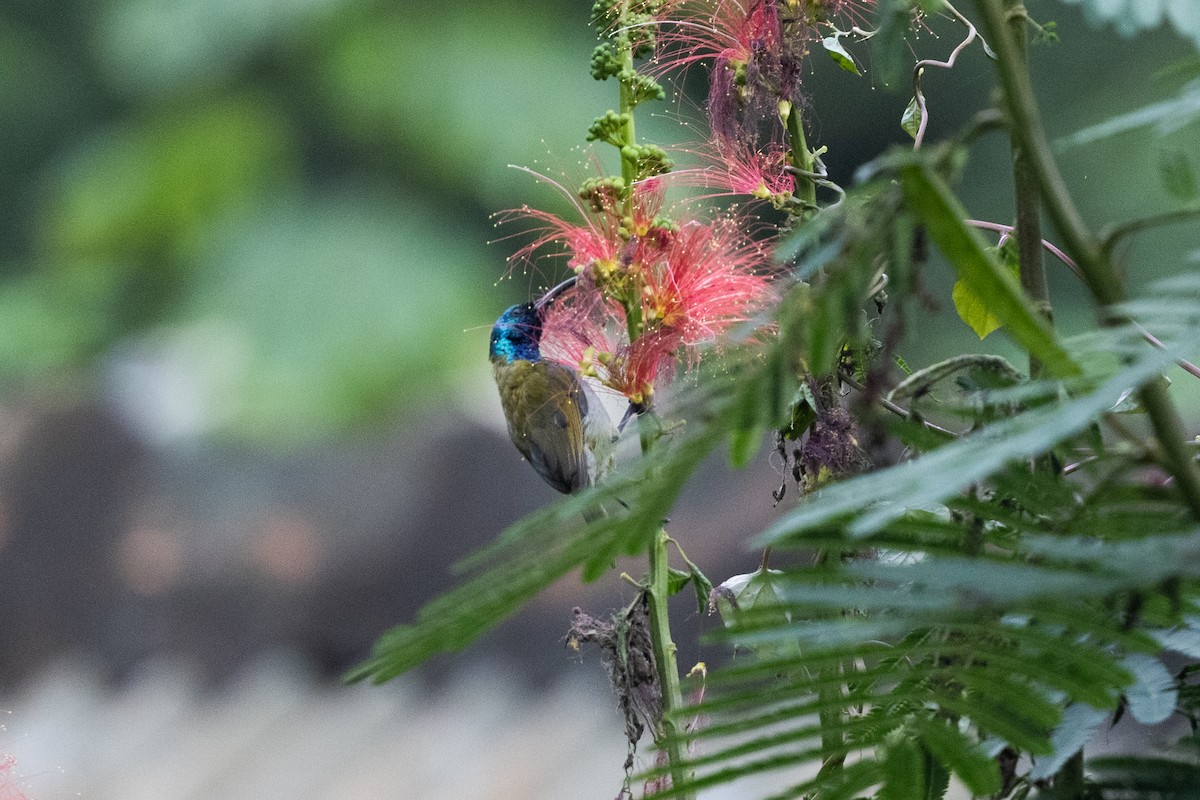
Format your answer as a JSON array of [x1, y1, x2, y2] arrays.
[[523, 362, 590, 494]]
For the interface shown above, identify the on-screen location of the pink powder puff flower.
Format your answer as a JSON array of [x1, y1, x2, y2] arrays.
[[542, 290, 681, 410], [640, 218, 773, 347], [649, 0, 803, 139], [539, 277, 625, 369], [494, 168, 621, 275], [539, 215, 773, 408], [0, 755, 27, 800], [496, 169, 673, 285], [670, 132, 796, 207], [600, 331, 683, 409], [650, 0, 785, 75], [500, 162, 772, 410], [646, 1, 876, 138]]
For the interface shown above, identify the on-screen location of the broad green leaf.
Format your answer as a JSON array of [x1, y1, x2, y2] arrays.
[[822, 34, 861, 74], [899, 163, 1079, 377], [1028, 702, 1109, 780], [871, 0, 914, 88], [879, 738, 925, 800], [1121, 653, 1178, 724], [1057, 0, 1200, 49], [922, 748, 952, 800], [952, 238, 1021, 339], [1159, 145, 1199, 200], [952, 278, 1002, 338], [727, 424, 763, 468]]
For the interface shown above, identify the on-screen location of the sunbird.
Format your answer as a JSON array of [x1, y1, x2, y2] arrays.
[[489, 287, 614, 502]]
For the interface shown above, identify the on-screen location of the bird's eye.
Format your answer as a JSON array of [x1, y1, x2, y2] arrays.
[[552, 410, 569, 429]]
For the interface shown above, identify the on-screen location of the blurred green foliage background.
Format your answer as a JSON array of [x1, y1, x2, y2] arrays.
[[1, 0, 1195, 446]]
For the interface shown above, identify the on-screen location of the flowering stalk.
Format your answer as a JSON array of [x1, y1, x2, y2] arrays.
[[610, 4, 693, 791], [781, 98, 819, 215]]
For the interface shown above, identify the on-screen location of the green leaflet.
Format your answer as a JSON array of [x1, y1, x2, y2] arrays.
[[878, 739, 926, 800], [346, 427, 719, 683], [952, 237, 1022, 339], [1055, 78, 1200, 150], [822, 34, 861, 75], [756, 330, 1178, 541], [901, 95, 921, 139], [1159, 145, 1199, 201], [899, 163, 1079, 377], [915, 718, 1000, 796]]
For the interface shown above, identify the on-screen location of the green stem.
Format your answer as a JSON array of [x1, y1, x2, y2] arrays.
[[972, 2, 1111, 304], [1002, 0, 1051, 378], [783, 100, 819, 217], [617, 26, 637, 217], [615, 19, 644, 342], [1101, 202, 1200, 255], [610, 7, 691, 791], [975, 0, 1200, 520], [639, 415, 693, 796], [648, 530, 691, 790]]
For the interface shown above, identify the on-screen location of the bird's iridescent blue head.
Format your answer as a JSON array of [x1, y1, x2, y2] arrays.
[[489, 302, 543, 363]]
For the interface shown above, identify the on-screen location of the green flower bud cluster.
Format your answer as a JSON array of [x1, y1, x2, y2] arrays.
[[590, 42, 622, 81], [621, 143, 673, 179], [586, 110, 630, 147], [590, 0, 617, 25], [625, 12, 657, 59], [582, 0, 672, 214], [650, 215, 677, 233], [621, 69, 665, 107], [579, 176, 626, 213]]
